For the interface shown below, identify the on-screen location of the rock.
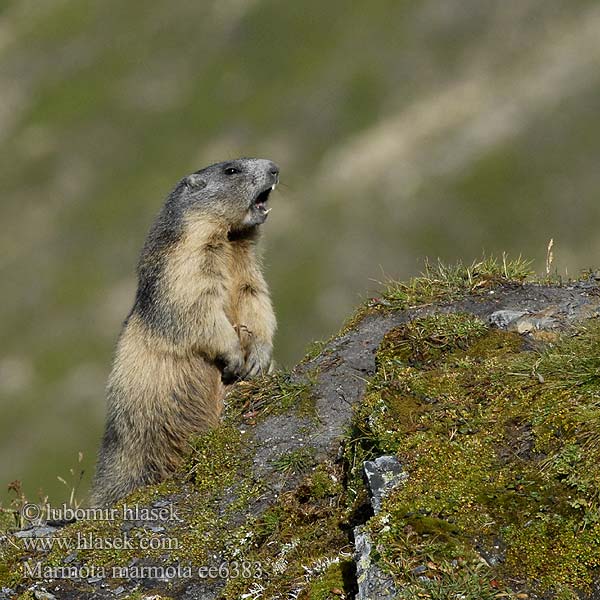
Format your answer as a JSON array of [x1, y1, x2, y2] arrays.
[[491, 307, 564, 335], [412, 565, 427, 575], [353, 456, 406, 599], [363, 455, 407, 514], [489, 309, 528, 329], [33, 590, 57, 600], [354, 526, 398, 600], [514, 315, 557, 334], [5, 281, 600, 599], [12, 526, 59, 539]]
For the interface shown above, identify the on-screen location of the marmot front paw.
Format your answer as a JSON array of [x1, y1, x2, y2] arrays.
[[243, 342, 273, 379], [217, 348, 246, 385]]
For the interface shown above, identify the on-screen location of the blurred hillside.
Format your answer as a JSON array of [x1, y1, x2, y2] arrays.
[[1, 0, 599, 505]]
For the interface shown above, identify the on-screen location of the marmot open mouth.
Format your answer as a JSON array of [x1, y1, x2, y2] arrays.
[[252, 185, 275, 215]]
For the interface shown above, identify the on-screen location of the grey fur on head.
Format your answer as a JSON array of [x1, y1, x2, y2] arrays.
[[173, 158, 279, 229]]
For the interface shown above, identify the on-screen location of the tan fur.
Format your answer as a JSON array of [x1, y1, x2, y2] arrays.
[[103, 314, 224, 484], [228, 237, 276, 373]]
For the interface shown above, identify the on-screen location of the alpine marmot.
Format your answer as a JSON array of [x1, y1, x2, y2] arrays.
[[90, 158, 279, 506]]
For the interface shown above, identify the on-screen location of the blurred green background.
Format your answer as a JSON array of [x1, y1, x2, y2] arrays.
[[1, 0, 600, 506]]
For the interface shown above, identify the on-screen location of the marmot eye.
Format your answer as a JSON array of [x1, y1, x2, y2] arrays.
[[224, 167, 240, 175]]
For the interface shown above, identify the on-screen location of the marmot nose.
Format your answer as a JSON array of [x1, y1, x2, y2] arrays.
[[267, 162, 280, 177]]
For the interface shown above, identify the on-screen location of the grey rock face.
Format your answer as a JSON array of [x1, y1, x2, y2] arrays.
[[354, 456, 406, 599], [355, 526, 398, 600], [12, 526, 60, 539], [363, 455, 407, 514], [488, 309, 528, 329]]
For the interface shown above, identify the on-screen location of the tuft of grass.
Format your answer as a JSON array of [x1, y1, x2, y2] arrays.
[[379, 313, 489, 367], [226, 371, 317, 423], [522, 322, 600, 392], [397, 562, 517, 600], [273, 448, 317, 474], [56, 451, 86, 510], [383, 255, 533, 310], [1, 480, 29, 531], [1, 451, 86, 537], [306, 255, 536, 369]]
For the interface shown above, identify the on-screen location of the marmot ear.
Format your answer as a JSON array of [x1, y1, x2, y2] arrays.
[[185, 174, 206, 189]]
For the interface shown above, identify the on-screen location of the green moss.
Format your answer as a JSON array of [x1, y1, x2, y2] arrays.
[[0, 555, 23, 589], [186, 425, 249, 490], [349, 315, 600, 596], [306, 561, 354, 599], [379, 313, 489, 366], [503, 516, 600, 588], [310, 465, 344, 500], [171, 425, 263, 566], [221, 461, 356, 599]]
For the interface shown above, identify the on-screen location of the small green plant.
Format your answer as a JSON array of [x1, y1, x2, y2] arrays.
[[226, 371, 316, 422], [1, 480, 28, 530], [380, 313, 489, 365], [398, 562, 512, 600], [56, 451, 86, 510], [273, 448, 317, 474]]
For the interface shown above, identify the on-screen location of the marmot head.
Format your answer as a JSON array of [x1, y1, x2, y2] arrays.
[[174, 158, 280, 231]]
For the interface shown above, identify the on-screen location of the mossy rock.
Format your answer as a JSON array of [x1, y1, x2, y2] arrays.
[[2, 264, 600, 600], [359, 315, 600, 598]]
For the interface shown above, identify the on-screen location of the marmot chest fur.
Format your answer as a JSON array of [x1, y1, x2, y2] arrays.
[[91, 158, 279, 506]]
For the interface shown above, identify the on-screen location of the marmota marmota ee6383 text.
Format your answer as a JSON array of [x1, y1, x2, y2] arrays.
[[91, 158, 279, 506]]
